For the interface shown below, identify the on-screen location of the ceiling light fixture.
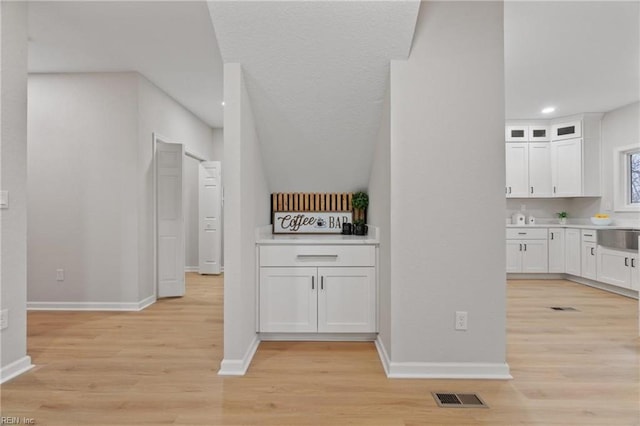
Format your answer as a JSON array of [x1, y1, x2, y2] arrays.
[[221, 101, 225, 106], [541, 106, 555, 114]]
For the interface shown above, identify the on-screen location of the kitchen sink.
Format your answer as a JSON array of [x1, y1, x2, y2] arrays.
[[597, 229, 640, 251]]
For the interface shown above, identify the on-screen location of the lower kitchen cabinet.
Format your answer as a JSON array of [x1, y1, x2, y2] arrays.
[[581, 230, 597, 280], [259, 266, 376, 333], [548, 228, 565, 273], [565, 229, 581, 276], [506, 228, 548, 273], [597, 247, 639, 290]]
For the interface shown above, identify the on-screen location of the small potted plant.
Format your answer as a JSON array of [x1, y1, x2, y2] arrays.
[[352, 191, 369, 235], [557, 211, 568, 225]]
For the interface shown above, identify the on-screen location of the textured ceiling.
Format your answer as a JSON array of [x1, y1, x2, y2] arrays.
[[28, 1, 224, 128], [209, 1, 420, 192], [505, 1, 639, 120]]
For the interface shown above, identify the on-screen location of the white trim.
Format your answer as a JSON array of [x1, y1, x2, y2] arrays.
[[27, 296, 157, 312], [375, 336, 510, 380], [259, 333, 377, 341], [185, 266, 199, 272], [218, 335, 260, 376], [565, 275, 638, 299], [1, 356, 33, 384], [375, 336, 391, 376], [613, 144, 640, 212]]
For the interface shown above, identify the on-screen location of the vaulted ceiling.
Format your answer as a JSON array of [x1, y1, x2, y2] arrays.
[[27, 1, 640, 182], [208, 1, 420, 191]]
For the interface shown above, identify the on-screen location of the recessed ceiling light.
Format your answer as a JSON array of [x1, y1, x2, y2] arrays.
[[221, 101, 225, 106], [542, 106, 555, 114]]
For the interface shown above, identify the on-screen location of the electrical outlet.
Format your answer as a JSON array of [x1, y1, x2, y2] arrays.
[[455, 311, 468, 331], [520, 204, 526, 212], [0, 309, 8, 330], [56, 269, 64, 281]]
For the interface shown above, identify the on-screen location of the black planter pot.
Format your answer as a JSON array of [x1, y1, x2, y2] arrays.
[[354, 223, 368, 236], [342, 223, 353, 235]]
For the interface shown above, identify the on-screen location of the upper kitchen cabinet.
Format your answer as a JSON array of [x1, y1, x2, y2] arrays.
[[505, 114, 602, 198], [550, 114, 603, 197]]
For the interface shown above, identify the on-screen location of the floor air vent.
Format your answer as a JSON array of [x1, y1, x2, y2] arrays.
[[550, 306, 578, 311], [432, 392, 488, 408]]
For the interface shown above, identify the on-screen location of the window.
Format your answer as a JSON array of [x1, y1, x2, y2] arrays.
[[630, 151, 640, 204], [614, 145, 640, 211]]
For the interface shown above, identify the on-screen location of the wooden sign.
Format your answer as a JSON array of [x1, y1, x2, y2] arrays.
[[273, 211, 353, 234]]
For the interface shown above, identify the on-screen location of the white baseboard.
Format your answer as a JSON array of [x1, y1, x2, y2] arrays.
[[375, 336, 511, 379], [260, 332, 376, 341], [28, 296, 157, 312], [1, 356, 34, 384], [218, 335, 260, 376], [565, 275, 638, 299], [185, 266, 199, 272]]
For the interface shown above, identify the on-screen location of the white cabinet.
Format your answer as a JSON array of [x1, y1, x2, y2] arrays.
[[505, 125, 529, 142], [548, 228, 565, 273], [580, 230, 597, 280], [551, 120, 581, 141], [551, 138, 582, 197], [258, 245, 377, 334], [505, 143, 529, 197], [565, 229, 581, 276], [528, 143, 552, 197], [596, 247, 639, 290], [505, 228, 548, 273]]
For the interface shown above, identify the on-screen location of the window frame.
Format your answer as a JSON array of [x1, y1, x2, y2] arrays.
[[613, 144, 640, 212]]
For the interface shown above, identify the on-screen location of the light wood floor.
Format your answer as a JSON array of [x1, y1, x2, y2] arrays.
[[1, 275, 638, 425]]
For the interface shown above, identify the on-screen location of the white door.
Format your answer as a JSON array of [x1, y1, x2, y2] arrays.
[[506, 240, 523, 273], [551, 139, 582, 196], [565, 229, 581, 276], [505, 143, 529, 197], [521, 240, 548, 273], [528, 143, 552, 197], [548, 229, 565, 273], [259, 267, 317, 333], [156, 139, 185, 297], [317, 267, 376, 333], [199, 161, 222, 274]]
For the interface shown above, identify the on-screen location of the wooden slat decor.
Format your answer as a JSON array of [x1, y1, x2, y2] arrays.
[[271, 192, 353, 213]]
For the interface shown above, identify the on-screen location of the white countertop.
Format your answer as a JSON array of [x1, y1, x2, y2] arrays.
[[506, 223, 639, 230], [256, 225, 380, 245]]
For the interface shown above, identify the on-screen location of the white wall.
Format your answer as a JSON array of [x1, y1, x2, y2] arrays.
[[0, 1, 31, 381], [27, 72, 215, 307], [387, 1, 508, 377], [367, 79, 391, 357], [28, 73, 141, 306], [220, 63, 270, 374], [506, 198, 572, 223], [570, 101, 640, 224]]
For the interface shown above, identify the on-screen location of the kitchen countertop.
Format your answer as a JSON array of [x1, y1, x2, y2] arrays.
[[506, 223, 639, 230], [256, 225, 380, 245]]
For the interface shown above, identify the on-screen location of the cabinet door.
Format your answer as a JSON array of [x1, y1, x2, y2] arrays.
[[506, 240, 523, 273], [505, 125, 528, 142], [630, 256, 639, 291], [317, 267, 375, 333], [548, 229, 565, 273], [551, 139, 582, 197], [528, 143, 552, 197], [565, 229, 581, 276], [522, 239, 548, 273], [581, 242, 597, 280], [505, 143, 529, 198], [597, 248, 631, 289], [259, 267, 317, 332]]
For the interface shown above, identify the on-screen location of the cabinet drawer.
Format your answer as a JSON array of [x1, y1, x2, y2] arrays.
[[259, 245, 375, 267], [581, 229, 597, 243], [506, 228, 547, 240]]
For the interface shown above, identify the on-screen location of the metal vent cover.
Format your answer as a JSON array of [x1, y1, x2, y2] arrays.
[[432, 392, 488, 408], [550, 306, 578, 311]]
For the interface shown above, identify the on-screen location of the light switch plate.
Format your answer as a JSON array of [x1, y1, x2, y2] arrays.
[[0, 190, 8, 209]]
